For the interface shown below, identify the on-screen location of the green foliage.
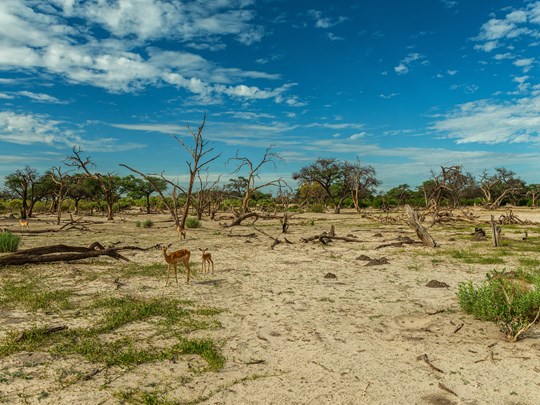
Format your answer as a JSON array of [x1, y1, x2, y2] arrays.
[[308, 203, 325, 213], [0, 280, 72, 311], [446, 249, 505, 264], [185, 217, 200, 228], [135, 219, 154, 228], [457, 270, 540, 341], [0, 232, 20, 252], [0, 295, 224, 369]]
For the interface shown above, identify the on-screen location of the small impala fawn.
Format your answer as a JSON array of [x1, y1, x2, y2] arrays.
[[162, 246, 191, 284], [19, 219, 29, 229], [199, 248, 214, 273], [176, 224, 186, 240]]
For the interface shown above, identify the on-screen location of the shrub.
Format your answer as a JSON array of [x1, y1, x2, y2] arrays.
[[135, 219, 153, 228], [308, 203, 325, 213], [142, 219, 154, 228], [185, 217, 200, 229], [0, 232, 20, 252], [457, 269, 540, 341]]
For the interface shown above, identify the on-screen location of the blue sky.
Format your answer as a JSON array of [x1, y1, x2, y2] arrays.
[[1, 0, 540, 191]]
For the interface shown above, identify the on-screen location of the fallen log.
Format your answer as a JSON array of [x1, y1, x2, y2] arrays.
[[0, 242, 154, 266]]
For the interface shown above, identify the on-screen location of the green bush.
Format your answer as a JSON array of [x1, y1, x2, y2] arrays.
[[135, 219, 154, 228], [185, 217, 200, 229], [142, 219, 154, 228], [457, 270, 540, 341], [0, 232, 20, 252], [308, 203, 325, 213]]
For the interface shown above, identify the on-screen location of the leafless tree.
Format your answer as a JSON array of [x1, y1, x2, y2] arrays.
[[479, 167, 524, 209], [192, 170, 222, 220], [49, 166, 81, 225], [171, 113, 221, 228], [228, 146, 286, 215], [345, 158, 380, 213]]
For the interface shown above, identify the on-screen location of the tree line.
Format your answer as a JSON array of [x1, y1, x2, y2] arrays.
[[1, 116, 539, 222]]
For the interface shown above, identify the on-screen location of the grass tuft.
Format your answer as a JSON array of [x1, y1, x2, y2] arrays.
[[0, 232, 20, 252]]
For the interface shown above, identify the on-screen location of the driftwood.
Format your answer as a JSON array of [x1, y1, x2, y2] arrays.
[[221, 211, 289, 228], [404, 205, 437, 248], [300, 225, 366, 244], [375, 236, 418, 249], [253, 226, 292, 249], [221, 212, 260, 227], [0, 242, 154, 266]]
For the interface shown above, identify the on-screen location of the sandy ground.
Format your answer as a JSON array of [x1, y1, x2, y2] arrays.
[[1, 207, 540, 404]]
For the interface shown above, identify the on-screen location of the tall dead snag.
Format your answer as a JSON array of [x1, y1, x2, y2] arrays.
[[175, 113, 221, 229], [490, 215, 501, 247], [49, 166, 81, 225], [228, 146, 287, 215], [404, 205, 437, 247]]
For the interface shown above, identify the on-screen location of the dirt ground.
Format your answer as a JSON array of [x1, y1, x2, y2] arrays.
[[1, 207, 540, 404]]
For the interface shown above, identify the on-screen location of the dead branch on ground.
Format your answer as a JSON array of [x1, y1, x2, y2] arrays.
[[0, 242, 156, 266]]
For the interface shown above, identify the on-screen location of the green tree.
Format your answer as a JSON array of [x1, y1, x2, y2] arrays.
[[293, 158, 349, 213], [122, 175, 168, 214], [4, 166, 48, 219]]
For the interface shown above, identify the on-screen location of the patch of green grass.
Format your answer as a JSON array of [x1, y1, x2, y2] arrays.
[[0, 232, 20, 252], [0, 296, 224, 370], [457, 269, 540, 341], [444, 249, 505, 264], [518, 257, 540, 267], [0, 280, 73, 311], [115, 263, 167, 279], [172, 338, 225, 371]]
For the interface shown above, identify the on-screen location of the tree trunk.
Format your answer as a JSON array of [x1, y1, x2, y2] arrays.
[[56, 197, 63, 225], [146, 193, 151, 214]]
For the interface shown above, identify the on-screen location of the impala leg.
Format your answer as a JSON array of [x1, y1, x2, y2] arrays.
[[185, 260, 191, 284], [165, 264, 171, 286], [174, 262, 179, 285]]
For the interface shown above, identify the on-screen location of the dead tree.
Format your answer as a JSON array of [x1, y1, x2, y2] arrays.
[[404, 205, 437, 247], [174, 113, 221, 229], [49, 166, 81, 225], [228, 146, 287, 215]]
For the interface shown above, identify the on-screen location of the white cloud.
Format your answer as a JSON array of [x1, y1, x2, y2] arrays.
[[0, 0, 294, 103], [0, 111, 145, 151], [327, 33, 344, 41], [349, 132, 366, 140], [394, 64, 408, 75], [379, 93, 399, 99], [17, 91, 68, 104], [394, 53, 426, 75], [513, 57, 535, 72], [307, 10, 347, 29], [474, 2, 540, 53], [432, 96, 540, 144]]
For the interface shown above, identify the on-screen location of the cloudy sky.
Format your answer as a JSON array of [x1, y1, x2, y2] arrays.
[[1, 0, 540, 190]]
